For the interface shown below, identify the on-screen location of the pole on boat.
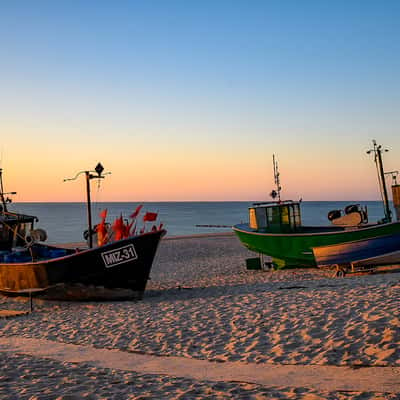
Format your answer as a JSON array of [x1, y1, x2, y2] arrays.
[[0, 168, 17, 213], [367, 140, 392, 223], [85, 171, 93, 248], [64, 163, 111, 248], [270, 155, 282, 202], [0, 169, 6, 212]]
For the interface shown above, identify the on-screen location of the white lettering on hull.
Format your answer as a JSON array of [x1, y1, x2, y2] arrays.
[[101, 244, 138, 268]]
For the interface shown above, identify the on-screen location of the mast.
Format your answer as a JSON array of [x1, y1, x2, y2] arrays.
[[0, 168, 16, 213], [85, 171, 93, 248], [64, 163, 110, 248], [367, 140, 391, 223], [0, 168, 7, 212], [271, 154, 282, 202]]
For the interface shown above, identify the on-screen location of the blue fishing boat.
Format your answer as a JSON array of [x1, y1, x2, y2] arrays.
[[312, 233, 400, 275]]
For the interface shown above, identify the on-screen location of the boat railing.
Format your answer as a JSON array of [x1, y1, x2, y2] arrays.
[[0, 211, 38, 222], [252, 200, 297, 207]]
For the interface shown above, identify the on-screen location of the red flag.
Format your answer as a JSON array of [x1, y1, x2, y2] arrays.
[[99, 209, 108, 220], [122, 224, 129, 239], [126, 221, 134, 236], [130, 205, 143, 219], [96, 220, 109, 246], [112, 214, 125, 241], [143, 212, 158, 222]]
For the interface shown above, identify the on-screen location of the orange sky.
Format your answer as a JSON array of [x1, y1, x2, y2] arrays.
[[2, 137, 398, 202]]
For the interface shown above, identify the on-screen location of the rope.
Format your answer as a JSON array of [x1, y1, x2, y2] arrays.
[[0, 218, 29, 246], [93, 176, 105, 219]]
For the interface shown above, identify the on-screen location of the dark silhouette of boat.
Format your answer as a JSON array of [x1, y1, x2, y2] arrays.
[[0, 231, 165, 299], [0, 164, 165, 299]]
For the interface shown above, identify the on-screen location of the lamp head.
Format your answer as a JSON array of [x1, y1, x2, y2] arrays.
[[95, 162, 104, 177]]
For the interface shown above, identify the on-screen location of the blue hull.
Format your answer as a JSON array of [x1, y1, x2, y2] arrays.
[[312, 233, 400, 267]]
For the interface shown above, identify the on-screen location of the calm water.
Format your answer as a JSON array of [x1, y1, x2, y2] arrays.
[[8, 201, 394, 244]]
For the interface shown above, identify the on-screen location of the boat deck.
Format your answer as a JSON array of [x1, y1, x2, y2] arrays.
[[233, 223, 347, 234]]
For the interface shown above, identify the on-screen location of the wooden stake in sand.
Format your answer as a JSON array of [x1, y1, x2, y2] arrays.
[[0, 287, 46, 317]]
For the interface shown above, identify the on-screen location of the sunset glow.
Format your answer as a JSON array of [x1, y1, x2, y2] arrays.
[[1, 2, 399, 202]]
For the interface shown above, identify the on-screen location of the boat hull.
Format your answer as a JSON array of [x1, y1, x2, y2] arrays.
[[312, 233, 400, 268], [0, 230, 165, 299], [233, 222, 400, 268]]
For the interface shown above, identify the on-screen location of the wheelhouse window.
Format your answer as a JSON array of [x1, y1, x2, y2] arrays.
[[249, 202, 302, 232]]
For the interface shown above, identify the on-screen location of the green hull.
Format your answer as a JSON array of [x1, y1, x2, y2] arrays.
[[233, 222, 400, 268]]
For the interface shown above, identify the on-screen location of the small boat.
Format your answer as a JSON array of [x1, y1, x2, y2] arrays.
[[233, 142, 400, 269], [0, 164, 165, 299], [312, 233, 400, 276]]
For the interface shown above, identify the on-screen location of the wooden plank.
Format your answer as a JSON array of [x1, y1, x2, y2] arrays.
[[0, 310, 29, 318]]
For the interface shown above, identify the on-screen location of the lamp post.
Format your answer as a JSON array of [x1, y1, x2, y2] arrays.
[[64, 163, 110, 248]]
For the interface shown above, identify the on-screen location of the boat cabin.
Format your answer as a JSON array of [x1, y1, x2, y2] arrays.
[[0, 212, 37, 250], [0, 168, 39, 250], [249, 201, 302, 233]]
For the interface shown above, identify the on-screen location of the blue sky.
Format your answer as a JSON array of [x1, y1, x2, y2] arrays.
[[1, 1, 399, 201]]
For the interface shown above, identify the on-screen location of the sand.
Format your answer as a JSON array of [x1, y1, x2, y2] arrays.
[[0, 233, 399, 399]]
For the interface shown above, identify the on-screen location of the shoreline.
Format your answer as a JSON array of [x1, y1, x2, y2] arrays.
[[56, 231, 236, 248]]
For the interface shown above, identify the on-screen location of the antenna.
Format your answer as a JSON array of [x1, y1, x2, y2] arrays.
[[0, 168, 17, 213], [366, 140, 391, 223], [270, 154, 282, 202]]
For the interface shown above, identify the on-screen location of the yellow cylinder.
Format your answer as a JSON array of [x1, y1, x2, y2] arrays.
[[392, 185, 400, 221]]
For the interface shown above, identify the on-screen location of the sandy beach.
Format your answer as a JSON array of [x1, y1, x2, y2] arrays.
[[0, 233, 399, 399]]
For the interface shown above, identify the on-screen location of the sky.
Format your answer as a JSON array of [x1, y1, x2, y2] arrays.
[[1, 1, 399, 201]]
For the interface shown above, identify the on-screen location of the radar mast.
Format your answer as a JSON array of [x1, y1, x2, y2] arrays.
[[270, 154, 282, 202]]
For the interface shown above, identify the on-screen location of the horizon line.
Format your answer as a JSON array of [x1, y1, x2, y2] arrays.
[[10, 199, 387, 204]]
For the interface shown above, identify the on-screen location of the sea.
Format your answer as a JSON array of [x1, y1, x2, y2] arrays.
[[7, 201, 395, 244]]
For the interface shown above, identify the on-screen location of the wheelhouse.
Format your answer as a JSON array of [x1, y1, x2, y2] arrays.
[[0, 212, 37, 250], [249, 201, 302, 233]]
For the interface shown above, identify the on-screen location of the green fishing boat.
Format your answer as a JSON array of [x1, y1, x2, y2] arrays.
[[233, 142, 400, 269]]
